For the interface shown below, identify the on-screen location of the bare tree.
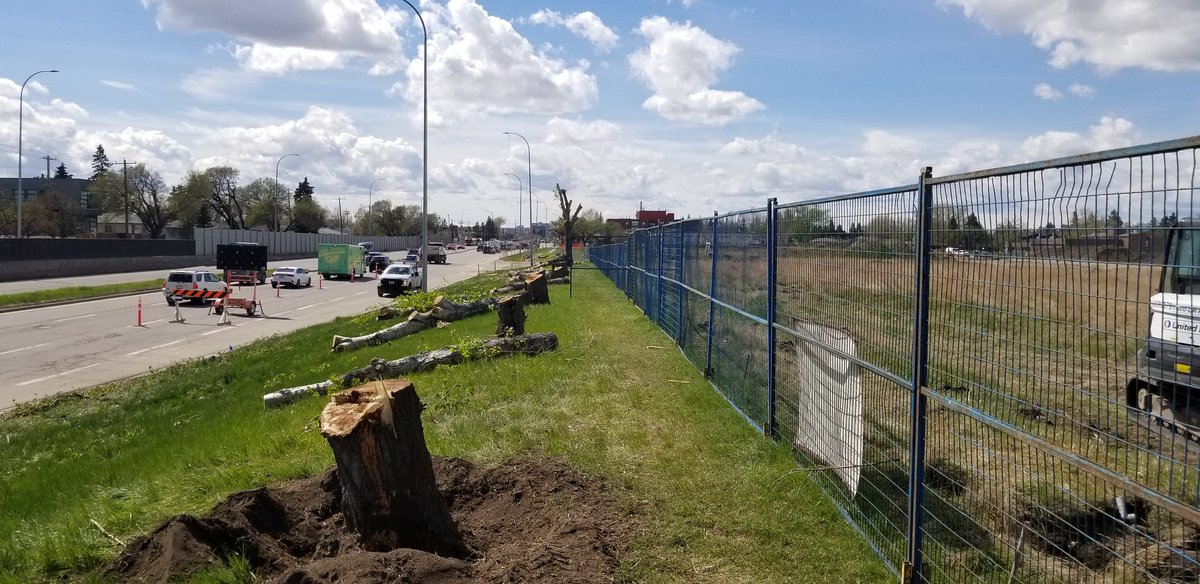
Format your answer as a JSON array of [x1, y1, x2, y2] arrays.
[[553, 183, 582, 265], [185, 166, 244, 229]]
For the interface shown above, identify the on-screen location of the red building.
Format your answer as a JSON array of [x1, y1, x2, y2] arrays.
[[636, 209, 675, 227]]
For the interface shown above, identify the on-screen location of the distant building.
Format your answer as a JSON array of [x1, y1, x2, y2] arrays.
[[636, 209, 675, 228], [606, 218, 637, 231], [0, 177, 100, 235]]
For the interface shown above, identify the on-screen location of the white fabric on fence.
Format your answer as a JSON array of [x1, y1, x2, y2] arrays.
[[792, 321, 864, 498]]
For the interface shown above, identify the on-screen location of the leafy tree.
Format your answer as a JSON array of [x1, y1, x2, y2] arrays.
[[53, 163, 72, 179], [94, 164, 176, 238], [294, 177, 315, 203], [241, 178, 285, 231], [483, 217, 499, 240], [24, 189, 79, 237], [779, 206, 830, 244], [184, 166, 245, 229], [90, 145, 112, 181], [291, 197, 326, 233], [1106, 209, 1124, 228]]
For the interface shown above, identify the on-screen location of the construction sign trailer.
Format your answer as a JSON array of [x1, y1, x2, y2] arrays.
[[211, 295, 264, 317], [317, 243, 366, 279]]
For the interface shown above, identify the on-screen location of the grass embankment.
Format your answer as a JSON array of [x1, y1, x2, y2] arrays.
[[0, 279, 163, 310], [0, 267, 889, 584]]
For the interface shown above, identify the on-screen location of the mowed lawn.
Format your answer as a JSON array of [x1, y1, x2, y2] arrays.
[[0, 267, 889, 583]]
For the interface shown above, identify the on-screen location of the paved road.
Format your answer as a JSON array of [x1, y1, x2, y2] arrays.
[[0, 249, 526, 409]]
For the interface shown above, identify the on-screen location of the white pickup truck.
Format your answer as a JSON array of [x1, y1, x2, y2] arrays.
[[377, 263, 424, 297]]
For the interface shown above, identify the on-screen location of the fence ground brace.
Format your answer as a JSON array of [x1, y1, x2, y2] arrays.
[[588, 134, 1200, 584]]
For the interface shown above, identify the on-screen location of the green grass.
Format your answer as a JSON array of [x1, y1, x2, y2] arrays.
[[0, 279, 164, 309], [0, 268, 889, 584]]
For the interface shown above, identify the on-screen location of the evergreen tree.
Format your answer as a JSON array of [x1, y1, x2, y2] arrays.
[[294, 177, 315, 203], [90, 145, 112, 181], [1106, 209, 1124, 228], [53, 163, 72, 179]]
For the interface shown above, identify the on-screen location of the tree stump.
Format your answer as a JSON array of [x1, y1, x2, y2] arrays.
[[496, 295, 526, 337], [319, 379, 472, 558], [523, 271, 550, 305]]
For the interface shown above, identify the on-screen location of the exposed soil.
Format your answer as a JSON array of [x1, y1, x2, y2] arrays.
[[105, 456, 635, 583]]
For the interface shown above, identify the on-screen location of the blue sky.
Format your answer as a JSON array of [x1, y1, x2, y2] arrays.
[[3, 0, 1199, 227]]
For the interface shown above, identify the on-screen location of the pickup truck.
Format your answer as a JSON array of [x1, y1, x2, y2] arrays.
[[377, 263, 424, 297], [424, 242, 448, 264]]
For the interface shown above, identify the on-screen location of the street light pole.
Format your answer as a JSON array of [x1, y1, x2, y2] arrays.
[[501, 131, 533, 266], [399, 0, 428, 292], [16, 69, 58, 238], [504, 172, 521, 239], [368, 178, 385, 236], [274, 153, 299, 232]]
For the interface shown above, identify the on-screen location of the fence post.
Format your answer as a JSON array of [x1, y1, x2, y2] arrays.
[[656, 226, 665, 326], [704, 215, 719, 378], [676, 223, 687, 347], [766, 199, 778, 439], [905, 167, 935, 583]]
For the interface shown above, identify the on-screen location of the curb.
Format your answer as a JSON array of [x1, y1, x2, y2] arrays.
[[0, 288, 161, 314]]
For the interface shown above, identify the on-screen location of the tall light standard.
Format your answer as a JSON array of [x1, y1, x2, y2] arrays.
[[274, 153, 299, 231], [399, 0, 428, 291], [16, 69, 59, 238], [502, 131, 533, 266], [504, 172, 521, 238], [368, 178, 385, 236]]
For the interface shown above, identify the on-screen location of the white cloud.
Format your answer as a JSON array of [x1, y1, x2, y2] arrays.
[[389, 0, 597, 125], [1021, 116, 1139, 160], [629, 16, 763, 126], [100, 80, 142, 92], [862, 129, 919, 157], [528, 10, 619, 52], [179, 68, 261, 100], [145, 0, 408, 74], [1069, 83, 1096, 98], [545, 117, 621, 144], [940, 0, 1200, 72], [231, 44, 348, 74], [1033, 82, 1063, 100]]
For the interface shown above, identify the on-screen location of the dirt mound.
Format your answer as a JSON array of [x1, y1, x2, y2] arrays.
[[107, 456, 634, 583]]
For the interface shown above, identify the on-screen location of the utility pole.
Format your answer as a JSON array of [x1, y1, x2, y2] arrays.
[[42, 155, 57, 185], [336, 197, 345, 234], [122, 159, 131, 238]]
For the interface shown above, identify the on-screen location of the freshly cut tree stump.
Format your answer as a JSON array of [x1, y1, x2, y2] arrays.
[[522, 271, 550, 305], [319, 379, 473, 558], [496, 295, 526, 337]]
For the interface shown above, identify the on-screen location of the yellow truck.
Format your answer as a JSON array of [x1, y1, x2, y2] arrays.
[[317, 243, 366, 279]]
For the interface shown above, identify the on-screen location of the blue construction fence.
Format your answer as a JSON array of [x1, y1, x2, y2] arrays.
[[589, 135, 1200, 583]]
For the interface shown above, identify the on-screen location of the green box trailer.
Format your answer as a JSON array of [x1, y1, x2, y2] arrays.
[[317, 243, 366, 279]]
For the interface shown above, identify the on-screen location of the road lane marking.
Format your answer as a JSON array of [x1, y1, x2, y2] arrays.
[[51, 313, 96, 323], [129, 319, 165, 327], [17, 363, 100, 386], [124, 338, 186, 357], [0, 342, 49, 356]]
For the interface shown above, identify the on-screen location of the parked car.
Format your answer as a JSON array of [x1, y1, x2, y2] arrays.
[[377, 263, 424, 297], [367, 254, 391, 273], [269, 266, 312, 288], [162, 270, 228, 306]]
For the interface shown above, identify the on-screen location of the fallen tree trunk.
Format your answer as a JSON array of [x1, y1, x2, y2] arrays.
[[331, 296, 496, 352], [341, 332, 558, 387], [376, 306, 414, 321], [262, 381, 334, 408], [320, 379, 472, 557], [548, 276, 570, 285]]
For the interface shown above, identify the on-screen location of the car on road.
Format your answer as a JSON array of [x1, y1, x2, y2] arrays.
[[377, 263, 423, 297], [404, 248, 421, 265], [162, 270, 228, 305], [366, 254, 391, 274], [269, 267, 312, 288]]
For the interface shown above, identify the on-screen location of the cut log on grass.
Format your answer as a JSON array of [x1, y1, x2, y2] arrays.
[[496, 295, 526, 337], [332, 296, 497, 353], [320, 379, 472, 557], [548, 276, 570, 285], [341, 332, 558, 387], [522, 271, 550, 305], [262, 381, 334, 408], [376, 306, 413, 321]]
